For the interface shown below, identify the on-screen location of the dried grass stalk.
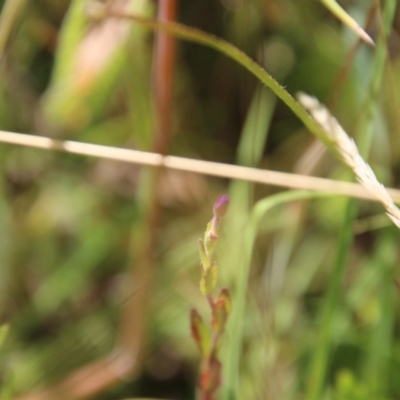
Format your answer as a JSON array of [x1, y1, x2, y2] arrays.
[[298, 92, 400, 228]]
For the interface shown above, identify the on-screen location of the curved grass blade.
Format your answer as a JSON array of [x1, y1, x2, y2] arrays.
[[223, 191, 334, 399], [87, 5, 343, 161], [216, 86, 276, 397]]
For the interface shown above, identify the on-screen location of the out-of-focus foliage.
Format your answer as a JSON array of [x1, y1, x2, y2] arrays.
[[0, 1, 400, 400]]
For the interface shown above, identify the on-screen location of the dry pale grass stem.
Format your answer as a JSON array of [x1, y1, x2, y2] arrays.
[[298, 92, 400, 228], [2, 129, 400, 204]]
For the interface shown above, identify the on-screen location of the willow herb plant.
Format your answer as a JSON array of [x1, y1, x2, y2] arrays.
[[190, 194, 231, 400]]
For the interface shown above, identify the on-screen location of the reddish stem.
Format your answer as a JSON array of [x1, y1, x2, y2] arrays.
[[200, 392, 214, 400], [153, 0, 178, 155], [119, 0, 179, 368]]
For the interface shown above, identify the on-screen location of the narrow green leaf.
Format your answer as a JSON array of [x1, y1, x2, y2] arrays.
[[93, 9, 344, 161], [237, 87, 276, 167], [223, 191, 334, 400], [321, 0, 374, 46], [50, 0, 89, 83]]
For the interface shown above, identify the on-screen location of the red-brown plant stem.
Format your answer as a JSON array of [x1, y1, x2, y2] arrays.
[[15, 1, 179, 399], [118, 0, 178, 360], [118, 0, 178, 376], [153, 0, 178, 155]]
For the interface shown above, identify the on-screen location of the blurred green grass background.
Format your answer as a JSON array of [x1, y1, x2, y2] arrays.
[[1, 1, 400, 399]]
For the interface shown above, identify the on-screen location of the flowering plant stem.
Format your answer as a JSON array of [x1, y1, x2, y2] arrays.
[[191, 195, 231, 400]]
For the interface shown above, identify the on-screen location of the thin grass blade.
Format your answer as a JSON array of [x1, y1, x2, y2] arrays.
[[321, 0, 374, 46]]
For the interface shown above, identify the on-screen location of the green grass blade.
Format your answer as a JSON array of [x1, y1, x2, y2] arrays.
[[306, 199, 358, 400], [356, 0, 396, 156], [236, 87, 276, 167], [223, 191, 334, 400], [219, 87, 275, 398], [321, 0, 374, 46], [50, 0, 88, 83], [220, 87, 276, 285], [97, 9, 346, 161]]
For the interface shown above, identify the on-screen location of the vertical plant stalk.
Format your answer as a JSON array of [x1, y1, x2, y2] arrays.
[[220, 87, 275, 400], [153, 0, 178, 155], [305, 2, 397, 399], [191, 195, 231, 400], [223, 191, 333, 400], [305, 199, 357, 400], [118, 0, 178, 367]]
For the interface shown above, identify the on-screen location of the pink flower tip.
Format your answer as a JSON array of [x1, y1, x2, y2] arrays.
[[213, 194, 229, 217]]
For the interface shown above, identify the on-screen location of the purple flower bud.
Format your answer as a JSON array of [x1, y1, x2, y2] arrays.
[[213, 194, 229, 218]]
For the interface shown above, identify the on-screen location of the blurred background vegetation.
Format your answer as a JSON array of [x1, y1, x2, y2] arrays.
[[1, 0, 400, 399]]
